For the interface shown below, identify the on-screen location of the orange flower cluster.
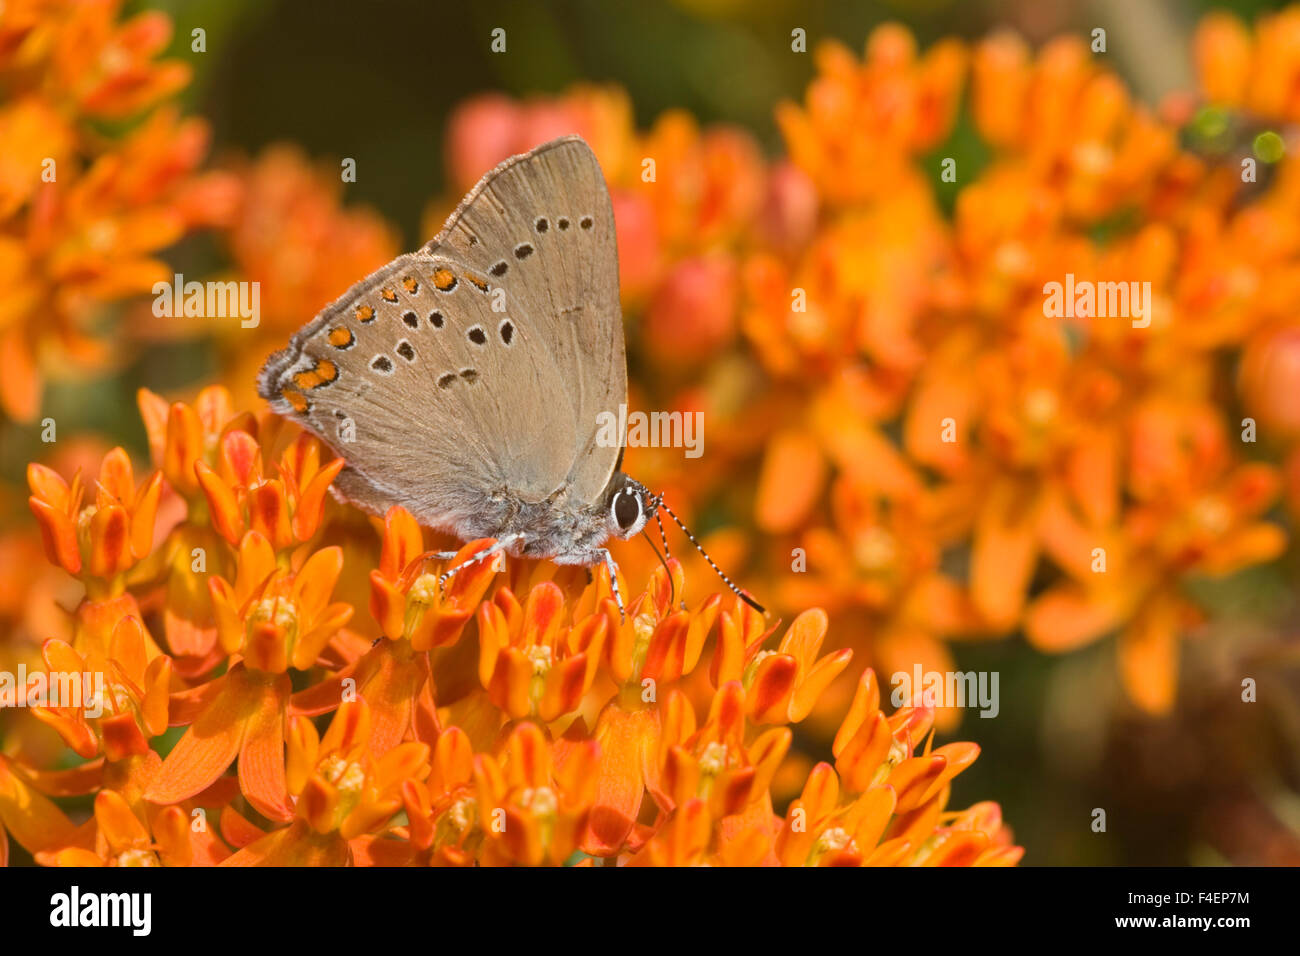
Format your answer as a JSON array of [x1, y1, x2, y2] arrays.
[[0, 387, 1019, 866], [0, 0, 239, 421], [429, 13, 1299, 719]]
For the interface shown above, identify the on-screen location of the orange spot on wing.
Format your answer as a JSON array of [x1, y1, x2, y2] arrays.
[[328, 327, 354, 348], [355, 304, 376, 322], [432, 268, 456, 291]]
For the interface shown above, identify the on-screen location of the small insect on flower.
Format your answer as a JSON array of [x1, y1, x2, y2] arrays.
[[258, 137, 763, 621]]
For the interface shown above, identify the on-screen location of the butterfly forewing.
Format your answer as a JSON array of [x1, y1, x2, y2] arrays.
[[259, 135, 626, 541], [424, 135, 626, 505], [258, 248, 578, 534]]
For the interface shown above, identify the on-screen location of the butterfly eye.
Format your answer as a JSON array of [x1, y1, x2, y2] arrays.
[[612, 489, 642, 532]]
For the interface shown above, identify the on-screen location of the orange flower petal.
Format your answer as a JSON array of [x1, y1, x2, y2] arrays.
[[28, 496, 80, 574], [583, 703, 658, 856], [145, 669, 257, 806], [238, 672, 293, 821]]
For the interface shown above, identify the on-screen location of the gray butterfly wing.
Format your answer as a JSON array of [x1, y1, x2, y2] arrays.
[[258, 250, 577, 536], [424, 135, 626, 506]]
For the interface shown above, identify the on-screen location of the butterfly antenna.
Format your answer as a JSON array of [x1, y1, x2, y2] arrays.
[[657, 500, 765, 615], [640, 527, 676, 608], [654, 509, 673, 561]]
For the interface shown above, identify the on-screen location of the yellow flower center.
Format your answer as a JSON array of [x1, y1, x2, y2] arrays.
[[319, 753, 365, 794], [629, 610, 658, 684], [92, 680, 132, 717], [994, 241, 1030, 276], [316, 753, 366, 829], [526, 644, 553, 676], [448, 796, 477, 833], [1072, 141, 1112, 175], [520, 786, 557, 817], [699, 741, 728, 775], [75, 505, 99, 556], [886, 735, 909, 768], [86, 218, 119, 251], [249, 596, 298, 632], [815, 827, 854, 854], [1022, 387, 1058, 427], [409, 573, 441, 605], [853, 526, 896, 571], [1191, 496, 1231, 536], [114, 848, 160, 867]]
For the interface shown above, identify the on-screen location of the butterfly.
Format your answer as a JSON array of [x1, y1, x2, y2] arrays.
[[258, 136, 760, 617]]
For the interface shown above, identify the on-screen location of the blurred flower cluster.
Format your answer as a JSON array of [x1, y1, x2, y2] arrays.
[[0, 386, 1020, 866], [0, 0, 239, 422], [3, 0, 1300, 865]]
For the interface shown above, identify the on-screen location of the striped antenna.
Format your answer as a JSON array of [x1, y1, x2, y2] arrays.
[[641, 527, 676, 608], [657, 500, 766, 614], [653, 508, 673, 562]]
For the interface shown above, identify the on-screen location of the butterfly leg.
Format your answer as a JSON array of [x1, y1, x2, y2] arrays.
[[438, 533, 524, 588], [593, 548, 625, 622]]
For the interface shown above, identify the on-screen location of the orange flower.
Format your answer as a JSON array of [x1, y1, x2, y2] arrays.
[[36, 790, 201, 867], [143, 658, 297, 821], [208, 530, 352, 672], [46, 0, 190, 119], [635, 111, 766, 252], [474, 722, 598, 866], [194, 430, 343, 552], [0, 753, 82, 862], [657, 681, 789, 823], [27, 447, 162, 593], [1195, 8, 1300, 122], [368, 505, 500, 651], [6, 373, 1020, 866], [384, 726, 481, 866], [136, 385, 265, 672], [777, 25, 966, 206], [220, 696, 428, 865], [972, 32, 1176, 220], [29, 615, 170, 765], [137, 385, 246, 501], [711, 606, 853, 725], [144, 532, 352, 818], [0, 0, 236, 421], [776, 668, 1021, 866], [221, 145, 399, 344], [477, 582, 610, 722], [598, 559, 712, 689], [1027, 399, 1285, 712]]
